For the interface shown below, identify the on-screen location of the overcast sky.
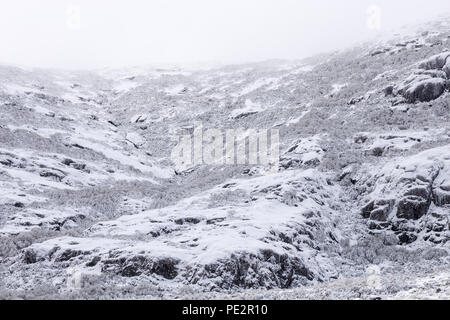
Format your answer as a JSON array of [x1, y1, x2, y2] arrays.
[[1, 0, 450, 69]]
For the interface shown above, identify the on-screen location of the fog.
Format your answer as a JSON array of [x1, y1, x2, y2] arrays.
[[1, 0, 450, 69]]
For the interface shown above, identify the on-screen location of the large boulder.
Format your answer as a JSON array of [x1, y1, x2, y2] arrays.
[[396, 195, 431, 220], [398, 76, 447, 103], [361, 199, 395, 221], [392, 52, 450, 103], [405, 77, 447, 102], [418, 52, 450, 70], [280, 136, 325, 169]]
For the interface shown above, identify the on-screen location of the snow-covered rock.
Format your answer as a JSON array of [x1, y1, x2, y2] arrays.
[[359, 145, 450, 244], [280, 136, 325, 169], [418, 51, 450, 70], [21, 169, 344, 289], [392, 51, 450, 103]]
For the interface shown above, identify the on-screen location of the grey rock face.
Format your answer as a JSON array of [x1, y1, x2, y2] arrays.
[[359, 146, 449, 245], [418, 52, 450, 70], [397, 195, 431, 220], [401, 77, 447, 103], [392, 51, 450, 103]]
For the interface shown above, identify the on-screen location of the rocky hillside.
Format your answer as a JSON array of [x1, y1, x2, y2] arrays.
[[0, 19, 449, 299]]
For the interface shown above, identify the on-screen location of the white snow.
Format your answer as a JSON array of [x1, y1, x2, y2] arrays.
[[164, 84, 187, 95], [239, 77, 281, 95], [286, 109, 310, 126], [230, 99, 264, 119], [330, 83, 347, 95]]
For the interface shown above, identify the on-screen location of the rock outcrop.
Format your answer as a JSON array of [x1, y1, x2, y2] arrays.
[[392, 51, 450, 103], [360, 146, 450, 244]]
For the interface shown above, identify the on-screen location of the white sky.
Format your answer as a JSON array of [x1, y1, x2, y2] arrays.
[[1, 0, 450, 69]]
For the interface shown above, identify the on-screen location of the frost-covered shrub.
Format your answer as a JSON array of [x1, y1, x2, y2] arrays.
[[341, 234, 447, 266], [48, 188, 121, 218], [0, 229, 58, 258], [207, 189, 250, 208]]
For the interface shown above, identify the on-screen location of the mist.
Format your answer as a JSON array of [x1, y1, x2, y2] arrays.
[[1, 0, 450, 69]]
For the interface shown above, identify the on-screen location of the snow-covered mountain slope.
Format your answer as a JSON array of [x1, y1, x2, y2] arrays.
[[19, 169, 346, 291], [1, 18, 449, 299]]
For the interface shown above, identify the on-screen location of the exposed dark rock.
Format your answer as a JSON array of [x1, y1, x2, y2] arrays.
[[206, 217, 226, 225], [13, 202, 25, 208], [23, 249, 37, 264], [404, 186, 431, 199], [61, 159, 88, 171], [40, 170, 65, 182], [71, 163, 86, 171], [120, 256, 148, 277], [62, 158, 75, 166], [103, 255, 179, 279], [192, 250, 314, 290], [370, 208, 389, 221], [354, 134, 368, 144], [361, 200, 375, 219], [370, 48, 389, 56], [396, 196, 430, 220], [71, 143, 86, 149], [392, 52, 450, 103], [108, 120, 119, 127], [151, 258, 178, 280], [398, 232, 418, 244], [362, 199, 395, 221], [0, 158, 13, 166], [55, 249, 84, 262], [86, 256, 101, 267], [174, 217, 201, 225], [371, 146, 384, 157], [348, 96, 364, 105], [383, 85, 394, 96], [401, 77, 447, 103]]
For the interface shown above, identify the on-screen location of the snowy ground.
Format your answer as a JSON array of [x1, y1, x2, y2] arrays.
[[0, 18, 449, 299]]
